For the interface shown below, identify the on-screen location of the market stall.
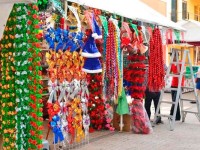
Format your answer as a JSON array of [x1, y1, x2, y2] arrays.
[[0, 0, 186, 149]]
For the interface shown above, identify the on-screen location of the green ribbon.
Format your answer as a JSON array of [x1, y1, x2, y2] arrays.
[[50, 0, 67, 19], [174, 30, 180, 43], [116, 87, 129, 115], [99, 15, 108, 36], [130, 23, 138, 37]]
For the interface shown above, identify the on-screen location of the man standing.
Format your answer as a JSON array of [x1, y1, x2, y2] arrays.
[[144, 64, 167, 124]]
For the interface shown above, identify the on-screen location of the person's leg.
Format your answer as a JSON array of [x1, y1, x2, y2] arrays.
[[170, 90, 176, 116], [144, 89, 153, 120], [153, 91, 163, 123], [153, 91, 161, 114], [170, 89, 181, 120], [192, 80, 200, 103]]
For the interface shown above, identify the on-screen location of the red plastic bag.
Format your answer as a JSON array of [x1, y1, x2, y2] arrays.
[[131, 100, 153, 134]]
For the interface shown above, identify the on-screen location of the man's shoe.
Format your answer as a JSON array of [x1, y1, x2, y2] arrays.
[[155, 117, 163, 124]]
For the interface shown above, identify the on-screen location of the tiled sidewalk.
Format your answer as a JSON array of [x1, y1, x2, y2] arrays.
[[1, 92, 200, 150], [76, 92, 200, 150]]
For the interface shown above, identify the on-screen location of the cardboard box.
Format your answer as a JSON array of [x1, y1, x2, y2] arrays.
[[113, 112, 131, 132]]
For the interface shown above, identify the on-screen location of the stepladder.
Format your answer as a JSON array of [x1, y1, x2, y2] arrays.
[[153, 48, 200, 131]]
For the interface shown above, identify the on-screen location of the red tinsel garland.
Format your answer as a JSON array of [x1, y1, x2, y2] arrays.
[[124, 54, 146, 100], [148, 27, 165, 92]]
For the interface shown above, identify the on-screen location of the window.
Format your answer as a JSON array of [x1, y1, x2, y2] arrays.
[[194, 6, 200, 21], [182, 1, 187, 20], [171, 0, 177, 22]]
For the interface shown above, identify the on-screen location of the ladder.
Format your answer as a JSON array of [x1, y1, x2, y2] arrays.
[[153, 49, 200, 131]]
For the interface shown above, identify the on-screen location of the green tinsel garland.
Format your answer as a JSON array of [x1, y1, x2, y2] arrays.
[[1, 3, 43, 150], [38, 0, 49, 11], [1, 5, 17, 150], [0, 43, 2, 135], [26, 4, 43, 149], [14, 4, 32, 149]]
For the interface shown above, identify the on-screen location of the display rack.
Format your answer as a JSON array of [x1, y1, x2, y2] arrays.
[[40, 40, 50, 119]]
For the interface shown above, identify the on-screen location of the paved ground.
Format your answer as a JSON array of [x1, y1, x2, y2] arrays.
[[76, 92, 200, 150], [1, 92, 200, 150]]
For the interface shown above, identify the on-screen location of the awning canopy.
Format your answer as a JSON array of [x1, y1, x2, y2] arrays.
[[0, 0, 37, 3], [177, 20, 200, 42], [67, 0, 185, 31]]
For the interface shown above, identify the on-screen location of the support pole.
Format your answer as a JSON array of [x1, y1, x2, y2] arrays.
[[119, 48, 124, 132], [119, 16, 124, 132]]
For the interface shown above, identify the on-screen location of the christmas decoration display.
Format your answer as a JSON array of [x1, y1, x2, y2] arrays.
[[0, 2, 178, 149], [148, 27, 165, 92], [45, 25, 90, 146]]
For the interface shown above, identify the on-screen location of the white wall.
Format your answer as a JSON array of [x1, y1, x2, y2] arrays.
[[166, 0, 172, 19], [0, 4, 13, 40]]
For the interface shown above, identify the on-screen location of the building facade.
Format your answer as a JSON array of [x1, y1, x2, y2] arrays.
[[167, 0, 200, 22], [140, 0, 167, 16]]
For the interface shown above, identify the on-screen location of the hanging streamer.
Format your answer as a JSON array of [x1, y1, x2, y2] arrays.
[[99, 15, 108, 36], [165, 29, 173, 44], [122, 22, 132, 40], [50, 0, 67, 19], [130, 23, 139, 37], [174, 30, 180, 43], [68, 6, 81, 31]]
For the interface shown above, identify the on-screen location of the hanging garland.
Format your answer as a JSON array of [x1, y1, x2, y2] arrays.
[[27, 4, 43, 149], [124, 54, 146, 99], [105, 20, 118, 101], [0, 45, 2, 135], [1, 3, 44, 149], [14, 4, 31, 149], [148, 27, 165, 92], [1, 5, 17, 150], [87, 74, 106, 131], [99, 15, 108, 104]]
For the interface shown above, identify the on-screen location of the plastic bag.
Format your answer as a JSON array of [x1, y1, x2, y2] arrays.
[[131, 100, 153, 134]]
